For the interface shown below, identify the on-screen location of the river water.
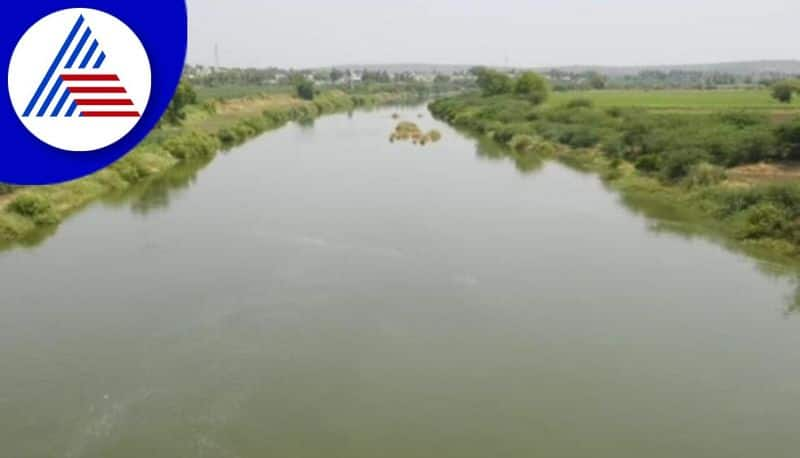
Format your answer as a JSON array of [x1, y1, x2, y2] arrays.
[[2, 105, 799, 457]]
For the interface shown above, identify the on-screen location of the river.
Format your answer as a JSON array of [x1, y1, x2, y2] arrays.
[[2, 104, 800, 457]]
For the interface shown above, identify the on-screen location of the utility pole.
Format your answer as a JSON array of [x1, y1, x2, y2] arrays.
[[214, 43, 220, 68]]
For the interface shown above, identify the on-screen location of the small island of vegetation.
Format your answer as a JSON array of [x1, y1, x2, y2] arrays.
[[390, 121, 442, 145]]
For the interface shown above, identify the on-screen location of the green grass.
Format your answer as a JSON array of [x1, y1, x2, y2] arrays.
[[548, 89, 800, 111], [194, 84, 295, 102]]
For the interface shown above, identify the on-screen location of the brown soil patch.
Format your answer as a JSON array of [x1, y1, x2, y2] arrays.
[[728, 162, 800, 183]]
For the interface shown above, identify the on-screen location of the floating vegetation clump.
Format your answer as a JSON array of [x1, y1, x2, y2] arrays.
[[389, 121, 442, 146]]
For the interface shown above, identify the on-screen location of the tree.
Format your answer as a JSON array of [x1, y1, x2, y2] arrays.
[[433, 74, 451, 84], [330, 68, 344, 83], [514, 72, 550, 105], [161, 80, 197, 126], [474, 67, 513, 96], [295, 78, 315, 101], [587, 72, 607, 90], [772, 80, 800, 104]]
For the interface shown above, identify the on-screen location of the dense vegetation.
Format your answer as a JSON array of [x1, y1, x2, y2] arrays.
[[160, 81, 199, 126], [430, 77, 800, 256], [772, 79, 800, 103], [544, 89, 800, 110], [546, 68, 798, 91]]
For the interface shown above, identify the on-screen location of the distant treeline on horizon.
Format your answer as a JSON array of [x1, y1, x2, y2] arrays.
[[183, 60, 800, 91]]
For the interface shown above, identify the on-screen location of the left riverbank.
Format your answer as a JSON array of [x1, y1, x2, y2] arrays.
[[0, 89, 414, 246]]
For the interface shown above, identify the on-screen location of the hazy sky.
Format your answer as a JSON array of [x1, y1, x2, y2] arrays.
[[186, 0, 797, 68]]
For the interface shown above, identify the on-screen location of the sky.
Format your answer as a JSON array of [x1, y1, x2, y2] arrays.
[[186, 0, 797, 69]]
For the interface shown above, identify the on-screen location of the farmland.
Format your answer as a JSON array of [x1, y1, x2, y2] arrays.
[[547, 89, 800, 111]]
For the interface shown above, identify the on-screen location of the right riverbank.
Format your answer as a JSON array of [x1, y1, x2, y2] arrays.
[[429, 91, 800, 262]]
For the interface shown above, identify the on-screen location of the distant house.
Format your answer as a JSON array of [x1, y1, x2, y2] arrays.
[[268, 74, 288, 85], [348, 71, 363, 83]]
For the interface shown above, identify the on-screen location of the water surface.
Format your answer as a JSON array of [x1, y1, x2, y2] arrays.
[[2, 105, 799, 458]]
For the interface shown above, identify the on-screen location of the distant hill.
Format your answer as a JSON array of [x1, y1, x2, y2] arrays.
[[323, 61, 800, 77]]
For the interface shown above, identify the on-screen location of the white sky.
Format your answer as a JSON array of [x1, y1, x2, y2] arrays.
[[186, 0, 797, 68]]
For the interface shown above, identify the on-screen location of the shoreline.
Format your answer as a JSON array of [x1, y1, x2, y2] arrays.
[[429, 96, 800, 270], [0, 90, 419, 248]]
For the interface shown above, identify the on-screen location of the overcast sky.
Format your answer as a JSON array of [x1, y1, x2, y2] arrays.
[[186, 0, 797, 69]]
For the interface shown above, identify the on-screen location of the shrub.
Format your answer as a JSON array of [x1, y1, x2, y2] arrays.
[[474, 68, 514, 96], [738, 203, 791, 239], [772, 80, 800, 103], [201, 101, 217, 115], [634, 154, 661, 173], [161, 80, 198, 126], [717, 111, 763, 128], [216, 127, 239, 146], [109, 157, 145, 183], [602, 135, 626, 158], [162, 131, 220, 160], [0, 183, 15, 195], [684, 162, 727, 188], [427, 130, 442, 142], [660, 149, 706, 181], [513, 72, 549, 105], [775, 118, 800, 158], [566, 98, 594, 109], [525, 110, 541, 121], [295, 79, 315, 101], [558, 126, 600, 148], [708, 184, 800, 221], [726, 130, 780, 165], [509, 135, 536, 153], [8, 194, 58, 224]]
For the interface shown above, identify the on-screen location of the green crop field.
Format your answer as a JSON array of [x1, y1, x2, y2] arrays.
[[194, 84, 294, 101], [548, 89, 800, 111]]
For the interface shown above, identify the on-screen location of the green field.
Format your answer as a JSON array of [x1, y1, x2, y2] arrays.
[[548, 89, 800, 111], [194, 84, 295, 101]]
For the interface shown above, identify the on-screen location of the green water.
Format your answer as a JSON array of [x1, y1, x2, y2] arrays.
[[1, 105, 799, 457]]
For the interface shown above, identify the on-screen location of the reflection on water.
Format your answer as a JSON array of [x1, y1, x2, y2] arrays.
[[296, 117, 316, 129], [462, 127, 800, 314], [117, 156, 214, 215]]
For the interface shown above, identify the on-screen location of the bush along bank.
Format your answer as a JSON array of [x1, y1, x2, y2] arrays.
[[0, 90, 413, 245], [429, 93, 800, 259]]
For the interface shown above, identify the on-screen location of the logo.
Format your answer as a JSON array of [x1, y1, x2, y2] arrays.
[[9, 9, 151, 152], [1, 1, 187, 185]]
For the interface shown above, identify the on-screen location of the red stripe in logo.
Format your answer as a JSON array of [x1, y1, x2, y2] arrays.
[[75, 99, 134, 106], [61, 74, 120, 81], [81, 111, 141, 117], [68, 87, 127, 93]]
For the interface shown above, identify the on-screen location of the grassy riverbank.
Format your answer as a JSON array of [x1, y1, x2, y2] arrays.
[[0, 89, 415, 246], [430, 91, 800, 260]]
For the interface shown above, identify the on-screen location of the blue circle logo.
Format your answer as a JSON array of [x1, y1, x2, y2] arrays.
[[2, 1, 187, 185]]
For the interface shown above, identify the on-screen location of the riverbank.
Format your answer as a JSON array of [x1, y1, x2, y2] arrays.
[[430, 92, 800, 262], [0, 89, 416, 246]]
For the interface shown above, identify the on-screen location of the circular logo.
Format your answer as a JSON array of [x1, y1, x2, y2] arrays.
[[1, 1, 187, 185], [8, 9, 151, 152]]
